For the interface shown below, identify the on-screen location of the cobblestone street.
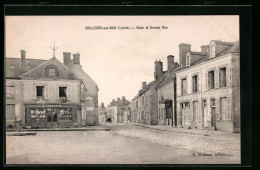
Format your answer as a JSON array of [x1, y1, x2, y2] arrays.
[[6, 123, 240, 164]]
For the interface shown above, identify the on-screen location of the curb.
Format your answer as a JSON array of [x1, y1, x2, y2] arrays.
[[132, 123, 210, 136], [7, 132, 37, 136]]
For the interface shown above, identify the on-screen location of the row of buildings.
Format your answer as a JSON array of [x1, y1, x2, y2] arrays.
[[5, 49, 99, 128], [98, 96, 131, 124], [130, 40, 240, 132]]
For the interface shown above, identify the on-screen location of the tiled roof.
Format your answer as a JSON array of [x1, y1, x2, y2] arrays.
[[156, 65, 181, 89], [212, 40, 234, 45], [5, 58, 47, 78], [216, 40, 239, 57], [20, 57, 79, 80]]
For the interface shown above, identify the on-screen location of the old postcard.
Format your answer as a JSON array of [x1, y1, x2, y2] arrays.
[[5, 15, 241, 165]]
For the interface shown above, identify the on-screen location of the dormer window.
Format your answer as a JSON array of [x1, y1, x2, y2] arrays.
[[186, 55, 190, 66], [46, 65, 58, 77], [48, 68, 56, 76]]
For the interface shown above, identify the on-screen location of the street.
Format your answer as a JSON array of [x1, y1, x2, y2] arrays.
[[6, 123, 240, 164]]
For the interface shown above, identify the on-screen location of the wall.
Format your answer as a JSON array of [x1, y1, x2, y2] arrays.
[[6, 79, 23, 125], [231, 53, 240, 132], [157, 81, 174, 125], [176, 54, 239, 132]]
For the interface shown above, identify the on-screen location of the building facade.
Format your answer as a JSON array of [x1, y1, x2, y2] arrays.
[[176, 40, 240, 132], [98, 102, 107, 124], [107, 97, 130, 123], [156, 55, 180, 126], [5, 49, 99, 128]]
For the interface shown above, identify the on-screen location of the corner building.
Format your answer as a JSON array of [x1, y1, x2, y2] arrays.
[[176, 40, 240, 132]]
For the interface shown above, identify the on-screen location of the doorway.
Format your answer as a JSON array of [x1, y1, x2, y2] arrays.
[[210, 99, 216, 127], [202, 100, 207, 127], [46, 109, 58, 128]]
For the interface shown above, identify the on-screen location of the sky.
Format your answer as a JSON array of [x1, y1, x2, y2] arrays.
[[5, 16, 239, 106]]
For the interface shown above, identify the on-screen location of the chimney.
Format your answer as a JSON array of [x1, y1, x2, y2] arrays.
[[63, 52, 72, 66], [167, 55, 175, 73], [20, 50, 26, 69], [122, 96, 126, 104], [179, 43, 191, 68], [201, 45, 209, 53], [154, 60, 163, 80], [101, 102, 104, 107], [73, 53, 80, 65], [112, 99, 115, 105], [142, 82, 146, 89], [117, 97, 121, 103]]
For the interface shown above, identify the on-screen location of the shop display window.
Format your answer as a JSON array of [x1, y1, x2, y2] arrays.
[[31, 108, 46, 122], [59, 108, 72, 121]]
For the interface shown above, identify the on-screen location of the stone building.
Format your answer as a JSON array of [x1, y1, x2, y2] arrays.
[[106, 97, 130, 123], [63, 52, 99, 126], [130, 60, 168, 125], [155, 55, 180, 126], [120, 103, 131, 123], [5, 49, 99, 128], [176, 40, 240, 132]]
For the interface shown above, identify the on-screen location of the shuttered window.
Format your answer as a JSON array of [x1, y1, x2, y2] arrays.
[[219, 67, 227, 88], [192, 75, 198, 93], [6, 104, 15, 119], [181, 78, 187, 95], [208, 71, 215, 89], [6, 86, 15, 98]]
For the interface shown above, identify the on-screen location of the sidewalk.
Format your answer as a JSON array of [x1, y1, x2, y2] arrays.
[[6, 125, 110, 133], [131, 123, 235, 136]]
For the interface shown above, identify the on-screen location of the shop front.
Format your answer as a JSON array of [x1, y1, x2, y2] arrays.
[[25, 104, 81, 128]]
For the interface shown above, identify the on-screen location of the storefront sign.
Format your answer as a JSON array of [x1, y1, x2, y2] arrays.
[[42, 104, 62, 108]]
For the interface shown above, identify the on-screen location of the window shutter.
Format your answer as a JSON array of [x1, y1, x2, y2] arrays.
[[45, 86, 49, 99], [226, 97, 231, 120], [31, 85, 36, 99], [215, 69, 219, 88], [67, 86, 71, 100], [226, 66, 231, 86], [205, 72, 208, 90], [55, 86, 59, 100], [197, 75, 200, 92], [215, 99, 220, 120]]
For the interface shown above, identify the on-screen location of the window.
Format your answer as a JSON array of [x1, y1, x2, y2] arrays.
[[48, 68, 56, 76], [59, 87, 67, 97], [6, 104, 15, 119], [6, 86, 15, 98], [202, 100, 207, 108], [211, 99, 215, 107], [59, 108, 72, 121], [193, 101, 198, 121], [181, 78, 187, 95], [192, 75, 198, 93], [31, 108, 46, 122], [208, 71, 215, 89], [220, 97, 231, 120], [186, 55, 190, 66], [184, 102, 189, 108], [36, 86, 45, 98], [219, 67, 227, 88]]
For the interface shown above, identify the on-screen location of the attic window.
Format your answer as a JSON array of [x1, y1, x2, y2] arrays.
[[48, 68, 56, 76]]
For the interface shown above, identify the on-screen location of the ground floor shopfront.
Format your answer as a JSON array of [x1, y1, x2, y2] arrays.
[[25, 104, 81, 128]]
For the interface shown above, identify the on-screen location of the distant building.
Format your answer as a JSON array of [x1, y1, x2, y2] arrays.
[[176, 40, 240, 132], [107, 96, 130, 123], [98, 102, 107, 124]]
